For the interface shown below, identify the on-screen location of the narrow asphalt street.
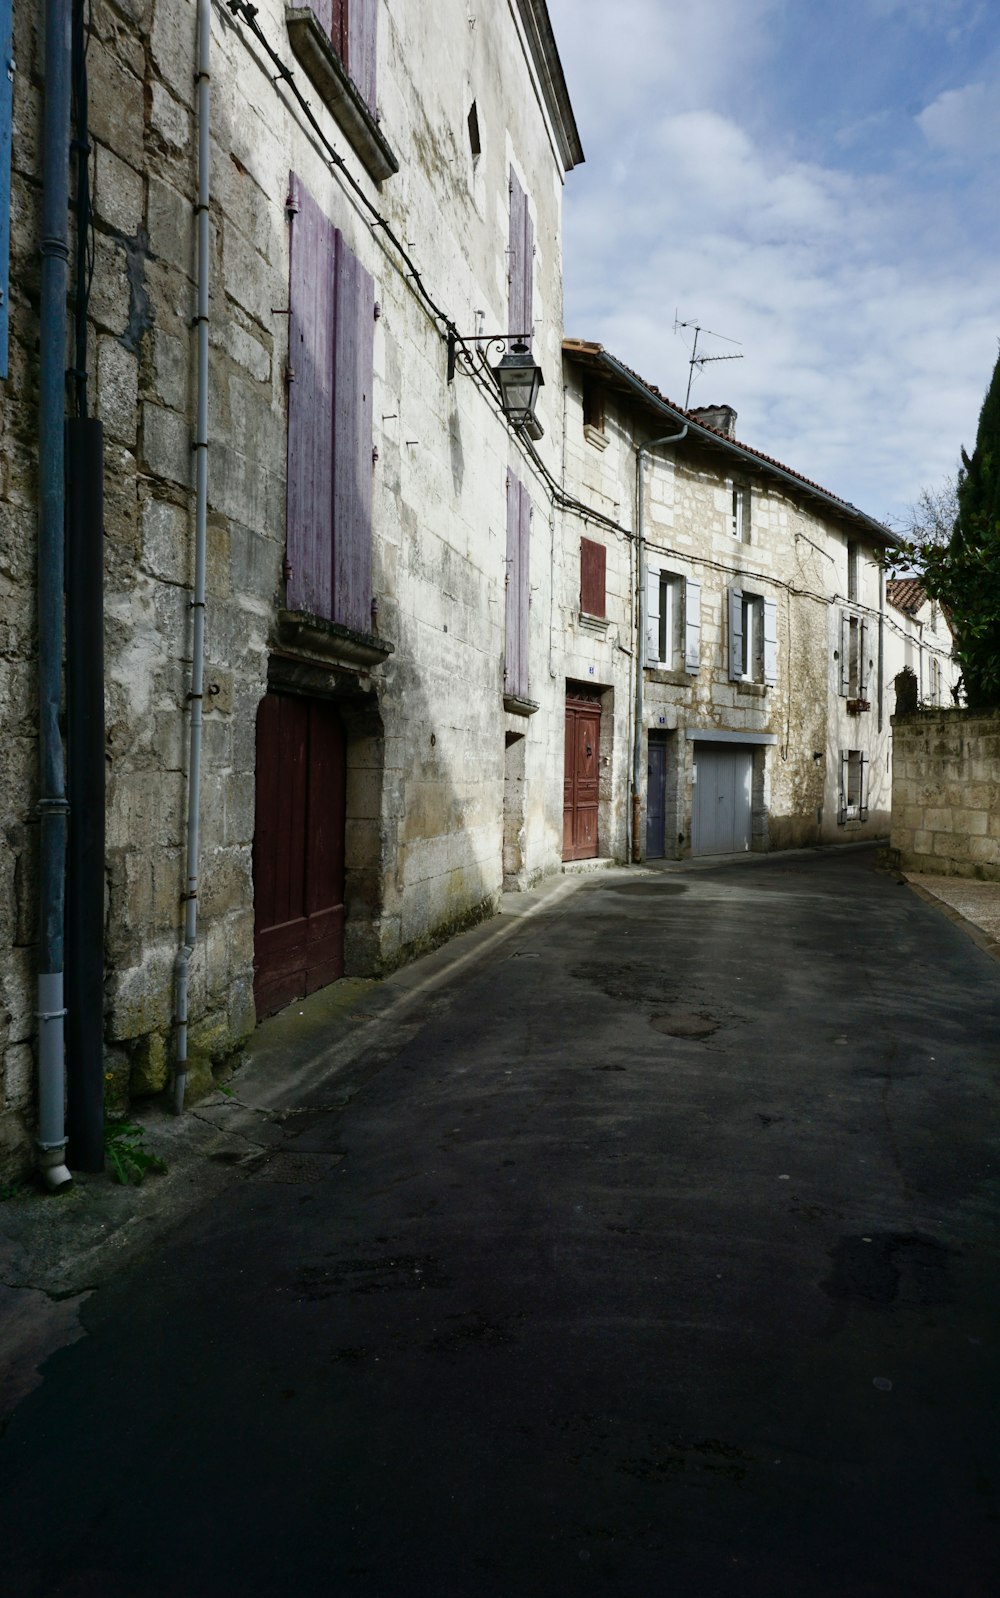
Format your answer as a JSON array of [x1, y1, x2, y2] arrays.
[[3, 846, 1000, 1597]]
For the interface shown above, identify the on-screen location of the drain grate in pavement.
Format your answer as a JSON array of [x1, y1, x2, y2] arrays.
[[649, 1011, 719, 1039]]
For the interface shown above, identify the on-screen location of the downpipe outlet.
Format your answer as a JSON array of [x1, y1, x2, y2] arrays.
[[38, 1148, 73, 1192]]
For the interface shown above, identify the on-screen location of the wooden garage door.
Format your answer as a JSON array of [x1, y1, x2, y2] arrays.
[[253, 693, 347, 1018], [563, 690, 601, 861], [691, 743, 753, 857]]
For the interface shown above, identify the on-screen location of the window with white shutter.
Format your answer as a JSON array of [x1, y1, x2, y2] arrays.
[[839, 749, 868, 824], [729, 586, 769, 683], [646, 567, 692, 671]]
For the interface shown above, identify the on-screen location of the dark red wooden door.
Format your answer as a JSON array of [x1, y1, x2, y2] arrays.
[[563, 692, 601, 861], [253, 693, 347, 1019]]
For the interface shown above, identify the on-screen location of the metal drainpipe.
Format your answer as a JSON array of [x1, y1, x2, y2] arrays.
[[877, 566, 885, 733], [172, 0, 210, 1114], [631, 426, 688, 862], [36, 0, 73, 1191]]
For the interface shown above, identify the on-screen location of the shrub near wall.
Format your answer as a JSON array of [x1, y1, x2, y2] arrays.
[[890, 709, 1000, 880]]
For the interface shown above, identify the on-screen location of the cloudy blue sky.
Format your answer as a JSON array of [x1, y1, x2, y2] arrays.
[[546, 0, 1000, 528]]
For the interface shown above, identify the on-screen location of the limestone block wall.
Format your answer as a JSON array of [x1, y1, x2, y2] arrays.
[[0, 0, 577, 1174], [890, 710, 1000, 881]]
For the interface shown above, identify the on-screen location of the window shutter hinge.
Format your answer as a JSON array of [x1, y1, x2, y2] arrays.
[[285, 190, 299, 217], [372, 445, 379, 465], [374, 301, 381, 320], [285, 363, 295, 385], [282, 557, 293, 582]]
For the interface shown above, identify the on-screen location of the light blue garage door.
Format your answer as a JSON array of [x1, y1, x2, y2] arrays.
[[691, 743, 753, 856]]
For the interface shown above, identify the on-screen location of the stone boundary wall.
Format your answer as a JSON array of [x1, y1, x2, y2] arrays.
[[890, 709, 1000, 880]]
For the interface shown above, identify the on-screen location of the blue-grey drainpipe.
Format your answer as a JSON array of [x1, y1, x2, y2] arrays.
[[37, 0, 73, 1190], [172, 0, 211, 1114], [631, 425, 688, 861]]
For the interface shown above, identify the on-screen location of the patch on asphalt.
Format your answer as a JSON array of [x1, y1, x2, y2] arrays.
[[601, 882, 689, 897], [249, 1151, 345, 1184], [572, 960, 677, 1006], [822, 1233, 954, 1305], [286, 1253, 450, 1300], [649, 1010, 719, 1039]]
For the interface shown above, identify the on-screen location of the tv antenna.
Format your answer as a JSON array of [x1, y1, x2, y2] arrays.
[[674, 315, 743, 409]]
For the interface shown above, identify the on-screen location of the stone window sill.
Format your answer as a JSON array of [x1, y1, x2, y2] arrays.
[[276, 607, 394, 668], [646, 665, 693, 686], [286, 8, 399, 184], [735, 680, 768, 698], [584, 423, 608, 451], [578, 611, 609, 636], [503, 692, 539, 717]]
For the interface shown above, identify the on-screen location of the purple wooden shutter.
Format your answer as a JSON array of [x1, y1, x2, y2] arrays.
[[332, 236, 375, 633], [307, 0, 334, 36], [349, 0, 378, 112], [521, 196, 534, 350], [287, 173, 337, 619], [508, 169, 526, 338], [505, 472, 521, 694], [580, 538, 606, 617], [517, 480, 531, 696]]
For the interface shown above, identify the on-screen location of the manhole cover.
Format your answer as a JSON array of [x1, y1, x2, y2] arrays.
[[649, 1011, 718, 1038]]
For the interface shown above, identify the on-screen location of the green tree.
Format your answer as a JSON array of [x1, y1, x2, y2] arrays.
[[903, 351, 1000, 709]]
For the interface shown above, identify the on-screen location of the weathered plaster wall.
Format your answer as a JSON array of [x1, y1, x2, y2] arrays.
[[890, 709, 1000, 881]]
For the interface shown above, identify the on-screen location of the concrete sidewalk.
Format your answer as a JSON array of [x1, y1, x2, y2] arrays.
[[904, 871, 1000, 960]]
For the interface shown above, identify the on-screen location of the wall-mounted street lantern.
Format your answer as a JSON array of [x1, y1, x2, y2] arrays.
[[447, 330, 544, 430]]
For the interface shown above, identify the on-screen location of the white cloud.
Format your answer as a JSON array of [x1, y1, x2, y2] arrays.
[[549, 0, 1000, 523], [917, 80, 1000, 156]]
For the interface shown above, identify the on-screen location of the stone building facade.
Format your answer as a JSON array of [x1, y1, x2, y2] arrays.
[[1, 0, 582, 1177], [559, 342, 903, 862]]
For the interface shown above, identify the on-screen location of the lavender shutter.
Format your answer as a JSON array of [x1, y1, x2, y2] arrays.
[[522, 195, 534, 350], [332, 236, 375, 633], [349, 0, 378, 113], [287, 174, 337, 619], [508, 169, 526, 338], [518, 481, 531, 696], [306, 0, 333, 36], [505, 473, 520, 693]]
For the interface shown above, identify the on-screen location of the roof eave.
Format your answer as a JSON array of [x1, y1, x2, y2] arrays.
[[515, 0, 585, 171], [565, 342, 899, 550]]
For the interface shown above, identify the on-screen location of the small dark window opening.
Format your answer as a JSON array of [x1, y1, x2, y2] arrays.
[[467, 101, 481, 164], [582, 378, 605, 433], [847, 540, 859, 602]]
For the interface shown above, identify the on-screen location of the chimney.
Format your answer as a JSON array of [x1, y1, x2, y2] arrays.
[[689, 404, 737, 439]]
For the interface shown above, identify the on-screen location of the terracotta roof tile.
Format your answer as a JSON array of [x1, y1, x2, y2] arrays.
[[886, 577, 927, 615]]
